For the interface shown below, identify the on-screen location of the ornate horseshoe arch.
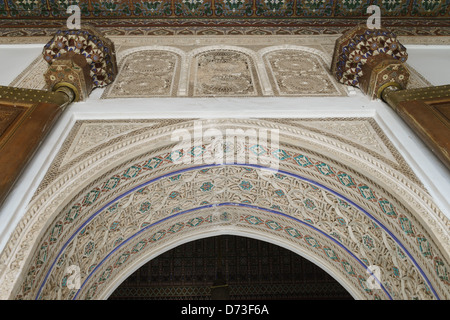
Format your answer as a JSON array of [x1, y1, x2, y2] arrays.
[[0, 118, 448, 300]]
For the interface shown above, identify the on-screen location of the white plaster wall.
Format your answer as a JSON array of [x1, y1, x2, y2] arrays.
[[0, 45, 43, 86], [405, 45, 450, 86]]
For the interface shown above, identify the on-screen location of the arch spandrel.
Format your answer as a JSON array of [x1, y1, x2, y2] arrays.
[[1, 118, 448, 300]]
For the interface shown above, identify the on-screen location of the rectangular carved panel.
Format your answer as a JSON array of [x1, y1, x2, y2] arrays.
[[431, 102, 450, 123], [0, 106, 21, 136], [0, 104, 32, 147]]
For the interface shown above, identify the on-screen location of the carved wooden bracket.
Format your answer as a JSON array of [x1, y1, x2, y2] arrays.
[[43, 26, 118, 101], [0, 27, 118, 206], [331, 25, 409, 99]]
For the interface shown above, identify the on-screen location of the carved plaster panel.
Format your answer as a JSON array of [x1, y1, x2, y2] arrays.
[[104, 50, 181, 98], [191, 49, 260, 97], [263, 49, 343, 96]]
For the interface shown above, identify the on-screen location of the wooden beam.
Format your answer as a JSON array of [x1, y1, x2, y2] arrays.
[[383, 84, 450, 170], [0, 86, 70, 206]]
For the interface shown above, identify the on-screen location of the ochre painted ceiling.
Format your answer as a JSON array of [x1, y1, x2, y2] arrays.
[[0, 0, 449, 36]]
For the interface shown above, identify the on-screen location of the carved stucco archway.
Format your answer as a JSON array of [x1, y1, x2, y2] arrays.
[[0, 118, 448, 300]]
